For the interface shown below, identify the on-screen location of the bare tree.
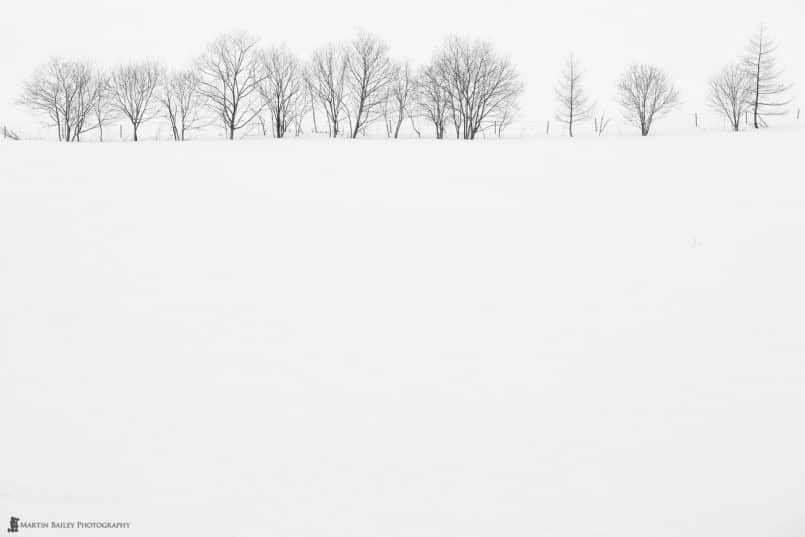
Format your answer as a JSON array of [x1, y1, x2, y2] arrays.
[[494, 100, 518, 138], [19, 58, 103, 142], [110, 60, 163, 141], [343, 31, 395, 138], [434, 36, 523, 140], [594, 111, 611, 136], [383, 61, 414, 138], [70, 67, 100, 142], [259, 46, 306, 138], [92, 70, 116, 143], [555, 53, 593, 137], [304, 75, 323, 134], [197, 32, 265, 140], [709, 62, 751, 132], [308, 44, 348, 138], [408, 114, 422, 138], [160, 69, 206, 141], [743, 25, 791, 129], [617, 64, 679, 136], [382, 92, 394, 138], [415, 63, 449, 139]]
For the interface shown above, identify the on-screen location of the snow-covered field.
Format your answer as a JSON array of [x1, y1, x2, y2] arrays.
[[2, 130, 805, 537]]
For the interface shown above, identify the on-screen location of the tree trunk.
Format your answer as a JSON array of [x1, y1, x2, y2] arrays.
[[275, 115, 284, 139], [753, 52, 762, 129], [352, 98, 365, 138], [311, 99, 319, 133]]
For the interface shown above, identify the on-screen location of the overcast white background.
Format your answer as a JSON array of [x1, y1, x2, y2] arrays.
[[0, 0, 802, 137]]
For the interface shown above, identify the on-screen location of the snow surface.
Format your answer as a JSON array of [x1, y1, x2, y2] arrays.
[[2, 131, 805, 537]]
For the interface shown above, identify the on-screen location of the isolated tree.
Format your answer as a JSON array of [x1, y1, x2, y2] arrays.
[[308, 44, 348, 137], [383, 61, 414, 138], [197, 32, 265, 140], [415, 63, 449, 139], [343, 31, 395, 138], [709, 63, 751, 131], [555, 53, 593, 137], [743, 25, 791, 129], [435, 36, 523, 140], [110, 60, 163, 141], [617, 64, 679, 136], [160, 70, 206, 141], [19, 58, 103, 142], [259, 47, 306, 138]]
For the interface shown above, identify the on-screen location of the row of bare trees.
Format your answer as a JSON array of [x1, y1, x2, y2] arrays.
[[554, 53, 681, 138], [307, 33, 523, 140], [19, 59, 105, 142], [18, 58, 164, 142], [709, 25, 791, 131], [19, 26, 793, 141], [19, 31, 523, 142], [553, 25, 791, 137]]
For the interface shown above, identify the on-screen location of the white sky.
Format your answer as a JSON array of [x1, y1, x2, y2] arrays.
[[0, 0, 802, 137]]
